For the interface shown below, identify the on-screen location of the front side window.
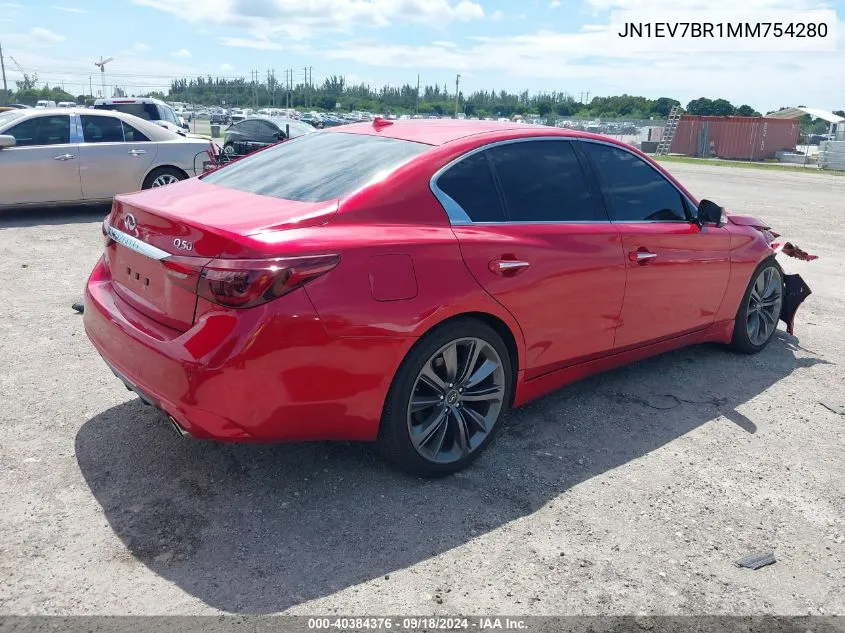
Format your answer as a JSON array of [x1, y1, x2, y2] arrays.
[[486, 140, 597, 222], [202, 132, 429, 202], [5, 115, 70, 147], [583, 143, 688, 222], [435, 152, 506, 222], [81, 115, 124, 143]]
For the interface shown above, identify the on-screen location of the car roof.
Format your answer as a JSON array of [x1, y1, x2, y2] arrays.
[[325, 119, 606, 147], [0, 107, 185, 141], [94, 97, 166, 104]]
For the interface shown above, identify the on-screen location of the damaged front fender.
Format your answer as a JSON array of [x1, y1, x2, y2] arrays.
[[780, 273, 812, 336], [728, 214, 817, 335]]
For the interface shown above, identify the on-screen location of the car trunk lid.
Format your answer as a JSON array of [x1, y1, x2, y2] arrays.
[[105, 179, 338, 331]]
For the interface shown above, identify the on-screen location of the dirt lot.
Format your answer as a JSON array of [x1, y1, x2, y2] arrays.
[[0, 163, 843, 616]]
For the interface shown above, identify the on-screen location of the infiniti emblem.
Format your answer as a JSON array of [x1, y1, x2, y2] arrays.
[[123, 214, 137, 231]]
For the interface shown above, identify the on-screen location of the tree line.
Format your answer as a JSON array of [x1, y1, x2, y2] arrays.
[[2, 73, 842, 133]]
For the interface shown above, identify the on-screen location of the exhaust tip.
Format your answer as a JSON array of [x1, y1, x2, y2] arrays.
[[168, 416, 191, 438]]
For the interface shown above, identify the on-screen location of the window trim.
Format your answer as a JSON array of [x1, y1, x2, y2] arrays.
[[430, 136, 697, 226]]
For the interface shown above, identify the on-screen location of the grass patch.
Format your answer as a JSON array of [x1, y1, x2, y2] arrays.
[[653, 155, 845, 176]]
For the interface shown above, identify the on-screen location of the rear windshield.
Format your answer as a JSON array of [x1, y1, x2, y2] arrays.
[[94, 103, 160, 121], [201, 132, 430, 202]]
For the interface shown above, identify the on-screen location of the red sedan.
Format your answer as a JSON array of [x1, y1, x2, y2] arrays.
[[83, 120, 812, 476]]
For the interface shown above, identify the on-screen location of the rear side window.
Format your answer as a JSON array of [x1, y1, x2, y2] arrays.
[[486, 140, 596, 222], [5, 115, 70, 146], [81, 115, 124, 143], [202, 132, 429, 202], [583, 143, 688, 222], [122, 122, 150, 142], [435, 152, 506, 222]]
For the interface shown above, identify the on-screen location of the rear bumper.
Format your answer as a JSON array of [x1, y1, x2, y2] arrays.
[[83, 257, 408, 442]]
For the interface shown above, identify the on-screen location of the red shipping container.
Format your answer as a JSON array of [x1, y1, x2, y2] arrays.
[[669, 115, 799, 160]]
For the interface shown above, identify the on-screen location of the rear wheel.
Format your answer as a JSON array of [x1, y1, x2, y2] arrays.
[[378, 319, 513, 477], [731, 259, 784, 354], [143, 167, 186, 189]]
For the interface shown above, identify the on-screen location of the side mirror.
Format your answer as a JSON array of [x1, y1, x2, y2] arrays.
[[0, 134, 16, 149], [697, 199, 726, 228]]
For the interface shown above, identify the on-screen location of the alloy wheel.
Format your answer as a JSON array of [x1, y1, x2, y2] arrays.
[[407, 337, 505, 464], [151, 174, 180, 188], [746, 266, 783, 346]]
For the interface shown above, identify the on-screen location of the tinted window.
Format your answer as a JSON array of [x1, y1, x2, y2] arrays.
[[236, 121, 259, 137], [257, 120, 278, 139], [6, 115, 70, 146], [486, 140, 596, 222], [584, 144, 688, 222], [94, 103, 159, 121], [81, 115, 124, 143], [122, 122, 150, 142], [202, 132, 428, 202], [436, 152, 506, 222]]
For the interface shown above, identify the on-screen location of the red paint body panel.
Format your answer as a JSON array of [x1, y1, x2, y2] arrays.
[[614, 223, 732, 348], [83, 122, 790, 445], [452, 223, 626, 378], [670, 116, 799, 160]]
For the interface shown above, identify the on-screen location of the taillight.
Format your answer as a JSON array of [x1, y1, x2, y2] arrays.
[[102, 214, 113, 246], [164, 255, 339, 309]]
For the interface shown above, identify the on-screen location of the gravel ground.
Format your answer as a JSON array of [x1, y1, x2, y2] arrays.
[[0, 163, 843, 616]]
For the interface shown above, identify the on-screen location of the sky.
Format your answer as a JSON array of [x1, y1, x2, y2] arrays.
[[0, 0, 843, 112]]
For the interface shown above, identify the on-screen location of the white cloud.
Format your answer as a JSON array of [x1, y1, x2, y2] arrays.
[[31, 27, 65, 43], [550, 0, 561, 7], [490, 9, 503, 20], [123, 42, 151, 55], [133, 0, 484, 42], [171, 48, 192, 58], [50, 5, 88, 12], [220, 37, 285, 50], [220, 63, 234, 72]]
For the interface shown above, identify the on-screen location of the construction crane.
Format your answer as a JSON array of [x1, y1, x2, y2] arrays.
[[94, 56, 113, 97], [9, 55, 25, 75]]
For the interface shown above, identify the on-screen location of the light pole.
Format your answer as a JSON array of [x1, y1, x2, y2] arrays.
[[454, 73, 460, 117]]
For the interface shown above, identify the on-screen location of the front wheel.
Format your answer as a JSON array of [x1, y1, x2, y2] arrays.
[[378, 319, 513, 477], [731, 259, 784, 354]]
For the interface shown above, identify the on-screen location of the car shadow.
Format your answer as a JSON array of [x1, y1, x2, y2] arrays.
[[75, 332, 828, 613], [0, 204, 110, 228]]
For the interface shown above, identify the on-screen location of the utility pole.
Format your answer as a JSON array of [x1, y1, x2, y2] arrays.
[[454, 73, 460, 116], [0, 41, 7, 94], [416, 74, 420, 114], [89, 75, 92, 97]]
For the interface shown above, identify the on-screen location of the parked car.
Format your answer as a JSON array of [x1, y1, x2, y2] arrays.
[[82, 120, 812, 477], [210, 110, 230, 125], [35, 100, 57, 109], [229, 108, 252, 123], [222, 116, 314, 155], [92, 97, 187, 134], [0, 108, 215, 209]]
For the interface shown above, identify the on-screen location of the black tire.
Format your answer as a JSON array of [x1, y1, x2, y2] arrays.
[[142, 167, 186, 190], [731, 258, 784, 354], [223, 143, 236, 155], [378, 318, 513, 477]]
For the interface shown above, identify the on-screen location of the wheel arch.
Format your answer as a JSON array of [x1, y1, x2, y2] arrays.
[[395, 310, 524, 408], [142, 164, 189, 188]]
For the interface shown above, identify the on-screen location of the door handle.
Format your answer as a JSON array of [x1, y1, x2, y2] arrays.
[[53, 154, 75, 161], [489, 258, 531, 275], [128, 149, 147, 156], [629, 250, 658, 264]]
